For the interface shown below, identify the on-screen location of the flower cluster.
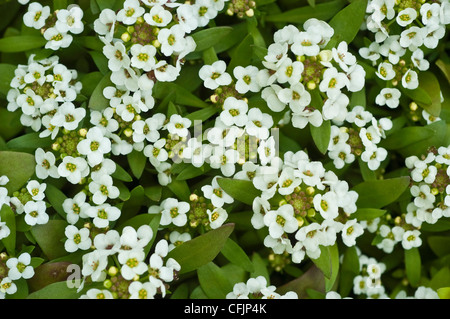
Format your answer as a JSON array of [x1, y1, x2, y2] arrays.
[[361, 0, 450, 98], [351, 251, 387, 299], [259, 21, 366, 129], [23, 2, 84, 50], [0, 252, 35, 298], [226, 275, 297, 299], [327, 106, 392, 170], [243, 151, 362, 265]]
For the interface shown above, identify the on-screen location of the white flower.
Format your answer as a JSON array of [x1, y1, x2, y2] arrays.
[[51, 102, 85, 131], [322, 92, 349, 122], [402, 69, 419, 90], [375, 62, 396, 81], [329, 142, 355, 169], [130, 44, 157, 71], [191, 0, 218, 27], [128, 281, 157, 299], [411, 184, 435, 209], [263, 204, 298, 238], [275, 58, 304, 85], [85, 204, 121, 229], [201, 176, 234, 208], [0, 277, 17, 296], [319, 67, 349, 98], [80, 288, 114, 299], [220, 97, 248, 127], [295, 222, 324, 254], [277, 82, 311, 113], [103, 41, 131, 72], [291, 107, 323, 129], [117, 0, 145, 25], [168, 231, 192, 251], [43, 28, 73, 50], [89, 175, 120, 205], [118, 250, 148, 280], [420, 3, 441, 26], [277, 167, 301, 195], [233, 65, 261, 94], [346, 64, 366, 92], [423, 24, 445, 49], [58, 156, 89, 184], [209, 146, 240, 177], [402, 230, 422, 250], [176, 4, 198, 33], [199, 60, 232, 90], [64, 225, 92, 253], [26, 180, 46, 201], [6, 252, 34, 280], [63, 191, 90, 225], [341, 219, 364, 246], [411, 49, 430, 71], [396, 8, 417, 27], [332, 41, 356, 71], [160, 198, 190, 227], [375, 88, 401, 108], [257, 136, 277, 166], [207, 207, 228, 229], [24, 200, 48, 226], [400, 26, 424, 50], [23, 2, 50, 29], [0, 216, 10, 240], [261, 85, 286, 112], [182, 138, 211, 168], [77, 127, 111, 166], [158, 24, 187, 56], [82, 250, 108, 282], [94, 9, 117, 37], [410, 161, 437, 184], [414, 286, 439, 299], [291, 31, 321, 57], [55, 5, 84, 34], [313, 191, 339, 220], [361, 144, 387, 170], [166, 114, 191, 138], [144, 4, 172, 27], [17, 89, 43, 116]]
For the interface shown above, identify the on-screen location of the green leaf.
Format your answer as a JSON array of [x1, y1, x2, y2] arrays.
[[144, 185, 162, 202], [339, 246, 360, 297], [197, 262, 233, 299], [167, 179, 191, 202], [417, 71, 442, 117], [27, 281, 81, 299], [352, 176, 410, 209], [191, 26, 233, 52], [0, 204, 16, 256], [427, 236, 450, 257], [0, 36, 46, 53], [45, 183, 68, 219], [144, 213, 161, 256], [264, 0, 346, 23], [0, 151, 36, 195], [185, 106, 219, 122], [311, 244, 339, 289], [117, 185, 145, 223], [153, 82, 209, 108], [166, 223, 235, 274], [6, 132, 52, 151], [310, 120, 331, 155], [325, 0, 368, 49], [30, 220, 69, 260], [276, 265, 325, 298], [438, 287, 450, 299], [176, 165, 212, 181], [221, 238, 255, 273], [27, 261, 72, 293], [250, 252, 270, 283], [88, 71, 112, 111], [0, 63, 16, 96], [217, 178, 261, 206], [111, 163, 133, 182], [352, 208, 387, 221], [127, 150, 147, 179], [429, 267, 450, 291], [404, 247, 421, 287], [358, 157, 377, 181], [227, 34, 254, 73], [381, 125, 435, 151]]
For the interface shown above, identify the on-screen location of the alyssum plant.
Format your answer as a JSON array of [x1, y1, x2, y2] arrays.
[[0, 0, 449, 300]]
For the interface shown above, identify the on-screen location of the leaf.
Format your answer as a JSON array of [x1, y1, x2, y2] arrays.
[[144, 185, 162, 202], [217, 178, 261, 206], [191, 26, 233, 52], [264, 0, 346, 23], [0, 204, 16, 256], [276, 265, 325, 298], [227, 33, 254, 72], [436, 59, 450, 85], [380, 125, 436, 150], [352, 176, 410, 209], [197, 262, 233, 299], [27, 281, 81, 299], [176, 165, 212, 181], [185, 106, 219, 122], [0, 36, 46, 53], [339, 246, 360, 297], [6, 132, 52, 151], [45, 183, 68, 219], [427, 236, 450, 257], [325, 0, 368, 49], [88, 71, 112, 111], [220, 238, 255, 273], [352, 208, 387, 221], [0, 151, 36, 195], [417, 71, 442, 117], [153, 82, 209, 108], [111, 163, 133, 182], [438, 287, 450, 299], [250, 252, 270, 283], [117, 185, 145, 223], [0, 63, 16, 96], [166, 223, 235, 274], [167, 179, 191, 202], [404, 247, 421, 288], [127, 150, 147, 179], [310, 120, 331, 155], [311, 244, 339, 290], [429, 267, 450, 291], [30, 220, 69, 260], [27, 261, 72, 292]]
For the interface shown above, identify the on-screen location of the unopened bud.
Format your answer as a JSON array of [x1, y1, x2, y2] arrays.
[[121, 32, 131, 42]]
